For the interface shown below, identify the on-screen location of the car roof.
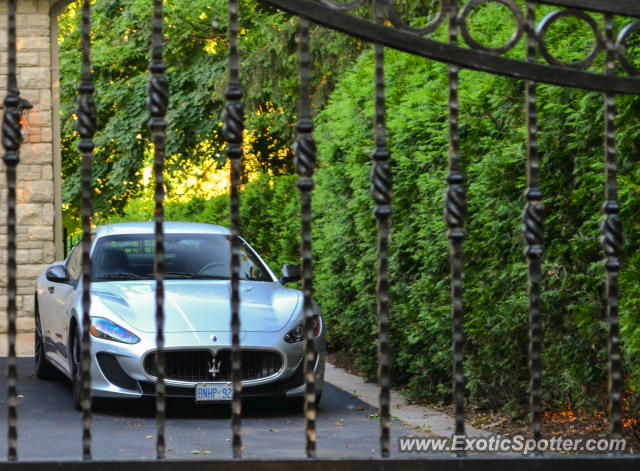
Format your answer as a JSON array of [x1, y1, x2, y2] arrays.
[[94, 221, 231, 237]]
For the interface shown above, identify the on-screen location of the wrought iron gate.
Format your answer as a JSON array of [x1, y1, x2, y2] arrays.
[[2, 0, 640, 468]]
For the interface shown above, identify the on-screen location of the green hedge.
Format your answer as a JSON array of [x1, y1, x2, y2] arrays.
[[310, 48, 640, 409]]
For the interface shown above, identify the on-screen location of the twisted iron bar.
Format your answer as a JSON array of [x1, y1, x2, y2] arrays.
[[603, 13, 623, 443], [444, 1, 466, 452], [295, 16, 318, 459], [148, 0, 169, 460], [371, 0, 392, 459], [2, 0, 20, 461], [523, 1, 543, 449], [225, 0, 244, 458], [77, 0, 97, 460]]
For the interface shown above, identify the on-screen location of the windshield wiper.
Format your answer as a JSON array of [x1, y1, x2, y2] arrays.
[[164, 272, 229, 280], [96, 273, 144, 280]]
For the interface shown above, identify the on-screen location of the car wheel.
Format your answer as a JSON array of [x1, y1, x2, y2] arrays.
[[34, 304, 57, 380]]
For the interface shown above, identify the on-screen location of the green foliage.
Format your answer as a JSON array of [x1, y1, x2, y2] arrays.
[[59, 0, 361, 224], [309, 43, 640, 407]]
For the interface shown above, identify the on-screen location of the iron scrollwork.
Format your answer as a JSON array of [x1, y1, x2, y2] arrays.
[[262, 0, 640, 93], [385, 0, 446, 35]]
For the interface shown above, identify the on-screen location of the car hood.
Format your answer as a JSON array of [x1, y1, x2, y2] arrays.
[[91, 280, 300, 333]]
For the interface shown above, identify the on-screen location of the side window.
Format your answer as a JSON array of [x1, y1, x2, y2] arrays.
[[66, 242, 83, 280]]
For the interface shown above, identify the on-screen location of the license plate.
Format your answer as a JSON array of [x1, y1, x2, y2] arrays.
[[195, 382, 233, 402]]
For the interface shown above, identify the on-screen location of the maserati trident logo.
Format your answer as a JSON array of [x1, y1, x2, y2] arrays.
[[208, 358, 222, 379]]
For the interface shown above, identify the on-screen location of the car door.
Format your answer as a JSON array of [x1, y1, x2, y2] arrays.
[[46, 243, 82, 371]]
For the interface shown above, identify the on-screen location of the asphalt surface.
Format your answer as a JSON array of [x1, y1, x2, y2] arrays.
[[0, 357, 426, 461]]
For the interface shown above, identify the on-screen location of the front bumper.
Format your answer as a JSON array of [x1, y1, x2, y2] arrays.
[[88, 330, 325, 400]]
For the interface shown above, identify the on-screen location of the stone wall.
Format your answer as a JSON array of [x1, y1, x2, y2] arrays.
[[0, 0, 61, 333]]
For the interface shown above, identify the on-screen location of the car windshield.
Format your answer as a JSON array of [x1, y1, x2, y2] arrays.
[[91, 233, 272, 282]]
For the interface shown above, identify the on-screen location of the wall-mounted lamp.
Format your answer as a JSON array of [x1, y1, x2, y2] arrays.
[[1, 95, 33, 140]]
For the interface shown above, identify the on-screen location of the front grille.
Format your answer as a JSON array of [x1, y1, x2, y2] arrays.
[[143, 349, 283, 382]]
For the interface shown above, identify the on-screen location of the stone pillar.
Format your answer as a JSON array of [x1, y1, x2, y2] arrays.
[[0, 0, 60, 333]]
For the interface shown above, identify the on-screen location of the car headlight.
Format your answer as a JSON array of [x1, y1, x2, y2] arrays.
[[284, 315, 321, 343], [89, 317, 140, 344]]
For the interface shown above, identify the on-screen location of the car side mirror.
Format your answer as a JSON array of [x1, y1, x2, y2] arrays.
[[46, 263, 69, 283], [280, 264, 301, 284]]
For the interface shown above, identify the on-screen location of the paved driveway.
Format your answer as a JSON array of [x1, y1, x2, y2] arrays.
[[0, 357, 424, 461]]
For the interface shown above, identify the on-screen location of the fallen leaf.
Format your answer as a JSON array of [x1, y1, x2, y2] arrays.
[[145, 435, 152, 439], [268, 428, 279, 432]]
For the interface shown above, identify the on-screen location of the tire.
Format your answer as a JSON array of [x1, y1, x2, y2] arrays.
[[34, 302, 57, 380]]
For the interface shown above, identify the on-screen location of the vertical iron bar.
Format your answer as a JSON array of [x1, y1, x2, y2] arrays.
[[148, 0, 169, 460], [371, 0, 392, 459], [225, 0, 244, 458], [2, 0, 20, 462], [63, 227, 68, 258], [444, 0, 466, 450], [523, 1, 543, 449], [603, 13, 623, 443], [295, 16, 318, 459], [77, 0, 97, 461]]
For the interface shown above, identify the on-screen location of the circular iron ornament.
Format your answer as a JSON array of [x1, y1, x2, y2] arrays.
[[616, 21, 640, 76], [386, 0, 446, 36], [320, 0, 367, 11], [537, 9, 604, 69], [459, 0, 525, 54]]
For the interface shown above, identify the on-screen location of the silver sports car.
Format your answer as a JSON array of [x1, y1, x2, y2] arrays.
[[34, 222, 325, 408]]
